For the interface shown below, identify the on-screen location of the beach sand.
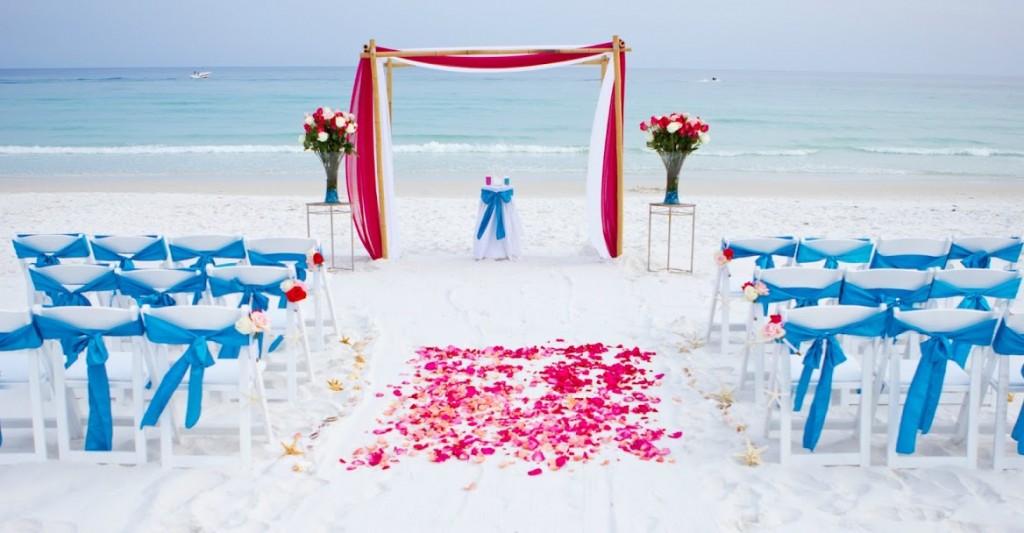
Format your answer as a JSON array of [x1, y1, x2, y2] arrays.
[[1, 174, 1023, 531]]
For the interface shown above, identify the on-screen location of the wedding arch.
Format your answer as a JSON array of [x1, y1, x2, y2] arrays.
[[345, 36, 629, 259]]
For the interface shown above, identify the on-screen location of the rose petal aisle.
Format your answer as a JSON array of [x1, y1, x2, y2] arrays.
[[341, 342, 683, 474]]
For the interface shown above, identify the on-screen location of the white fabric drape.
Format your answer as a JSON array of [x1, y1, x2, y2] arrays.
[[586, 65, 615, 259], [376, 59, 400, 258]]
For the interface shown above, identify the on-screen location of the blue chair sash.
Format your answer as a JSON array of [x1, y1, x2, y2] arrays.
[[928, 278, 1021, 312], [116, 272, 207, 308], [13, 234, 91, 266], [35, 314, 144, 452], [140, 315, 250, 429], [477, 189, 514, 241], [784, 311, 887, 451], [796, 239, 873, 269], [247, 250, 310, 281], [892, 316, 997, 454], [756, 279, 842, 315], [29, 268, 117, 307], [208, 277, 287, 312], [90, 236, 168, 271], [0, 322, 44, 448], [993, 322, 1024, 455], [948, 241, 1022, 269], [839, 283, 933, 337], [169, 240, 246, 271], [870, 252, 948, 270], [725, 238, 796, 270]]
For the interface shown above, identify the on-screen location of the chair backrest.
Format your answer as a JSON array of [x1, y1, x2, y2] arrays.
[[0, 309, 33, 333], [842, 268, 933, 291], [206, 265, 292, 286], [870, 237, 951, 270], [168, 235, 246, 268], [245, 237, 318, 256], [33, 305, 140, 330], [117, 268, 202, 291], [89, 235, 169, 268], [115, 268, 206, 307], [723, 237, 798, 268], [141, 304, 246, 334], [758, 267, 845, 290], [795, 238, 874, 268], [892, 308, 998, 335], [930, 269, 1022, 310], [28, 264, 118, 307], [13, 233, 91, 265], [784, 304, 887, 333], [949, 236, 1022, 269]]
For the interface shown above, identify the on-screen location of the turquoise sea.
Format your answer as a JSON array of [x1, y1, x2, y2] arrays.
[[0, 66, 1022, 182]]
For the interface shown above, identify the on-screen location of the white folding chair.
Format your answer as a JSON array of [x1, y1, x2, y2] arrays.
[[706, 237, 797, 355], [140, 305, 274, 468], [990, 312, 1024, 470], [869, 237, 951, 270], [206, 265, 313, 403], [115, 268, 206, 308], [33, 305, 149, 465], [167, 235, 247, 271], [246, 237, 340, 350], [0, 309, 48, 463], [89, 234, 171, 270], [929, 269, 1022, 311], [12, 234, 92, 305], [795, 237, 874, 270], [884, 308, 997, 468], [948, 236, 1022, 270], [28, 264, 118, 307], [739, 267, 844, 405], [767, 304, 887, 466]]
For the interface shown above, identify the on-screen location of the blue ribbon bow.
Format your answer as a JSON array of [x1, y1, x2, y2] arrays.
[[34, 314, 144, 452], [116, 271, 207, 308], [29, 268, 117, 307], [785, 311, 887, 451], [893, 315, 997, 454], [13, 234, 91, 266], [839, 283, 933, 338], [477, 188, 514, 241], [0, 321, 44, 447], [992, 321, 1024, 455], [208, 277, 287, 312], [870, 252, 948, 270], [140, 315, 250, 429], [168, 240, 247, 272], [247, 250, 310, 281], [928, 277, 1021, 312], [948, 241, 1023, 269], [726, 238, 797, 270], [796, 239, 873, 269], [90, 236, 168, 271], [756, 279, 842, 315]]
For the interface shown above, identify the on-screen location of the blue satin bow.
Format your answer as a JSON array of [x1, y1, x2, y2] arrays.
[[839, 283, 933, 338], [928, 277, 1021, 312], [140, 315, 250, 429], [247, 250, 310, 281], [35, 314, 144, 452], [90, 236, 168, 271], [169, 240, 247, 272], [477, 188, 514, 241], [13, 234, 91, 266], [893, 315, 997, 454], [0, 321, 44, 447], [796, 239, 873, 269], [29, 268, 117, 307], [992, 320, 1024, 455], [756, 279, 842, 315], [785, 310, 887, 451], [116, 271, 207, 308], [208, 277, 287, 312], [948, 241, 1022, 269], [870, 252, 948, 270], [726, 238, 797, 270]]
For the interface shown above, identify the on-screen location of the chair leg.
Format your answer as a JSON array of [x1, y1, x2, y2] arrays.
[[238, 354, 253, 467], [859, 348, 874, 467], [993, 357, 1009, 470], [966, 356, 982, 469], [321, 270, 341, 337], [28, 350, 48, 461], [293, 307, 315, 382], [705, 268, 722, 344]]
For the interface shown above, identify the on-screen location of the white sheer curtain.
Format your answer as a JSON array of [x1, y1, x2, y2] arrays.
[[375, 58, 400, 258], [586, 66, 615, 259]]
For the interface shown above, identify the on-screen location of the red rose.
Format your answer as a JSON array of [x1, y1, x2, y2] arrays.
[[769, 314, 783, 324], [639, 121, 648, 131], [702, 124, 709, 132], [723, 248, 734, 260], [658, 116, 670, 129], [304, 124, 312, 133], [312, 252, 324, 266], [285, 285, 307, 303]]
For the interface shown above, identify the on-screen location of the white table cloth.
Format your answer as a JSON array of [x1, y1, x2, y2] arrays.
[[473, 184, 522, 260]]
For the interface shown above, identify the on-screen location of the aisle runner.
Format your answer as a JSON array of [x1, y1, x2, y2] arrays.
[[342, 342, 682, 474]]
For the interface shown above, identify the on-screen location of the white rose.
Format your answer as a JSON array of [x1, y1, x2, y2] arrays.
[[317, 131, 329, 142], [304, 114, 314, 126], [666, 122, 682, 134], [743, 285, 760, 302], [345, 124, 356, 134], [698, 132, 710, 144], [234, 316, 254, 335], [298, 134, 306, 143], [323, 107, 334, 120], [645, 131, 654, 142], [280, 279, 295, 292]]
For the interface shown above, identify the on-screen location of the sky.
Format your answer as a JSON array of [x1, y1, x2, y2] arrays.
[[1, 0, 1022, 75]]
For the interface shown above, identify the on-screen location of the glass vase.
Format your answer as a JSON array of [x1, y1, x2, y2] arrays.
[[317, 151, 343, 204], [658, 151, 689, 205]]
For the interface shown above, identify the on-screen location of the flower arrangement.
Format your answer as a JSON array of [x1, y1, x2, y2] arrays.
[[307, 248, 325, 268], [235, 310, 272, 336], [639, 113, 710, 154], [741, 280, 769, 302], [713, 247, 734, 267], [280, 279, 308, 303], [300, 107, 358, 155], [762, 314, 786, 342]]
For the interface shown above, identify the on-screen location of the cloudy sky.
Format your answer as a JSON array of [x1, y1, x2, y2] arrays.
[[2, 0, 1022, 75]]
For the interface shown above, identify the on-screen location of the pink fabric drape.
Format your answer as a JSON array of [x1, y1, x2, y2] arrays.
[[346, 59, 383, 259], [346, 43, 624, 259]]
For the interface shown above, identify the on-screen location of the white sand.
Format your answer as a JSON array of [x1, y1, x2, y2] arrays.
[[1, 176, 1023, 531]]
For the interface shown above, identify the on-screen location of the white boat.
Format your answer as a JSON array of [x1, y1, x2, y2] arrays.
[[189, 71, 211, 79]]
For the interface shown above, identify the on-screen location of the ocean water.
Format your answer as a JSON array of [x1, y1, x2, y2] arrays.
[[0, 66, 1022, 182]]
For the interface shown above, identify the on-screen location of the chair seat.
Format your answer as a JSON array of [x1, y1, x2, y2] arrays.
[[63, 350, 143, 383], [788, 358, 863, 383]]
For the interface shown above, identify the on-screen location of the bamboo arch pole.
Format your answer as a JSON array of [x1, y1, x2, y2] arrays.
[[369, 40, 389, 259], [612, 35, 624, 258], [386, 59, 394, 123]]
